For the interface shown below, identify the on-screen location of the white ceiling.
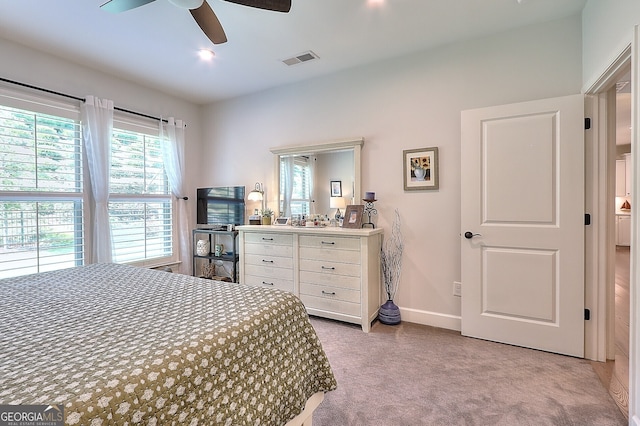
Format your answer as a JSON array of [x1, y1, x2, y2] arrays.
[[0, 0, 586, 105]]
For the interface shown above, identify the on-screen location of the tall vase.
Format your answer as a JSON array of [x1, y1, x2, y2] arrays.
[[378, 299, 401, 325]]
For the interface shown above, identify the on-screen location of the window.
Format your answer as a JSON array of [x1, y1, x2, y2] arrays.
[[280, 156, 312, 216], [109, 121, 174, 265], [0, 88, 176, 278], [0, 93, 84, 279]]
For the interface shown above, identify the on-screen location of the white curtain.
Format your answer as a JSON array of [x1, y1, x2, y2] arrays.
[[81, 95, 114, 263], [308, 156, 316, 214], [161, 118, 190, 275], [282, 156, 294, 217]]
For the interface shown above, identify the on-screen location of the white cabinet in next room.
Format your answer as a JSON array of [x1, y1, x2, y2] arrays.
[[617, 214, 631, 247]]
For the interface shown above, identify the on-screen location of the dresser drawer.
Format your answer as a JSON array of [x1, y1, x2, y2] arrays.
[[300, 270, 360, 290], [300, 293, 360, 317], [300, 282, 360, 303], [299, 259, 361, 277], [299, 235, 360, 251], [245, 242, 293, 258], [244, 232, 292, 246], [244, 253, 294, 269], [301, 295, 360, 317], [299, 247, 360, 264], [244, 264, 294, 281], [244, 275, 294, 293]]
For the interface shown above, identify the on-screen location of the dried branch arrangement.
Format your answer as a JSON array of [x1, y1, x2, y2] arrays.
[[381, 209, 404, 301]]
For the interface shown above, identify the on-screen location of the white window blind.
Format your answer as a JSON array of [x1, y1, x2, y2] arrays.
[[280, 156, 312, 216], [109, 122, 174, 265], [0, 100, 84, 279]]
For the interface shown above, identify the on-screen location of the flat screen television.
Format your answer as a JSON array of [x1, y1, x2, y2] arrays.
[[196, 186, 245, 228]]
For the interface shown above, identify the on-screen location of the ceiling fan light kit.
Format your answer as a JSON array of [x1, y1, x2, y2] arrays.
[[198, 49, 215, 60], [100, 0, 292, 45], [168, 0, 204, 9]]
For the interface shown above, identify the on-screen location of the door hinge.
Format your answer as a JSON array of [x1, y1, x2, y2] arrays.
[[585, 213, 591, 226], [585, 309, 591, 320], [585, 117, 591, 130]]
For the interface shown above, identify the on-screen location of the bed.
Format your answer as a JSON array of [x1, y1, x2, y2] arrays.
[[0, 263, 337, 425]]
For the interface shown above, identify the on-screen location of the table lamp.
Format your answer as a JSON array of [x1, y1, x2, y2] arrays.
[[330, 197, 346, 219]]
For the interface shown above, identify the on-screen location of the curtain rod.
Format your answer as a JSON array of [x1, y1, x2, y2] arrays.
[[0, 77, 168, 123]]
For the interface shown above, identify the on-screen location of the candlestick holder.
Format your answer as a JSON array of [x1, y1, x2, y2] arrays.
[[362, 195, 377, 229]]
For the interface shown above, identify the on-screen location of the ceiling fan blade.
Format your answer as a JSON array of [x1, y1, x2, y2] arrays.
[[190, 2, 228, 44], [100, 0, 157, 13], [223, 0, 291, 13]]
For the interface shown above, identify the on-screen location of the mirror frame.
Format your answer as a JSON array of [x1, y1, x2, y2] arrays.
[[270, 137, 364, 216]]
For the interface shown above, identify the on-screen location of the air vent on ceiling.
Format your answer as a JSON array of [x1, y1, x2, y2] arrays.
[[282, 51, 319, 66]]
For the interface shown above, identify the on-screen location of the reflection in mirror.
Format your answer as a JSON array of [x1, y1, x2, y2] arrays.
[[271, 138, 363, 218]]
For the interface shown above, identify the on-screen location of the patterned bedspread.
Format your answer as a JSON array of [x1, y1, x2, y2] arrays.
[[0, 263, 337, 425]]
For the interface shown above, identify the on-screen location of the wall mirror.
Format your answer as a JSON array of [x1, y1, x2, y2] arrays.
[[270, 138, 364, 218]]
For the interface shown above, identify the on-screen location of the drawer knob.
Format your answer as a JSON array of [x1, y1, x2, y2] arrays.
[[321, 266, 336, 270], [262, 237, 274, 241], [321, 241, 335, 245], [262, 281, 274, 286], [262, 259, 274, 263], [322, 290, 336, 296]]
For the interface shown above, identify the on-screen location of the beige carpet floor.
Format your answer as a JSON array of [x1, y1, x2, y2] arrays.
[[310, 317, 627, 426]]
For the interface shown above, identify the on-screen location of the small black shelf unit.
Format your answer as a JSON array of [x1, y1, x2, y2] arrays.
[[192, 228, 239, 282]]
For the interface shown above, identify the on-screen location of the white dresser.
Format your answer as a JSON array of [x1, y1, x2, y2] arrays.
[[238, 225, 383, 332]]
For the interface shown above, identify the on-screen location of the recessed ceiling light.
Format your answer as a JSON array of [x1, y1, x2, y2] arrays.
[[367, 0, 384, 7], [198, 49, 215, 61]]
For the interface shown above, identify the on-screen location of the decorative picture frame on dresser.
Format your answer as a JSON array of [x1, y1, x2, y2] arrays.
[[342, 205, 364, 228], [274, 217, 290, 225]]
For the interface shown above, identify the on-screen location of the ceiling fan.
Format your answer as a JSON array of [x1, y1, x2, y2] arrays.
[[100, 0, 292, 44]]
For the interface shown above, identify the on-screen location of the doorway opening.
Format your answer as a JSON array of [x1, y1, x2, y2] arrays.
[[609, 66, 631, 417], [588, 62, 631, 419]]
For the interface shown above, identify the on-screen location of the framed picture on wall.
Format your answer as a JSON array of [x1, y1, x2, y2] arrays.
[[403, 147, 439, 191], [330, 180, 342, 197], [342, 205, 364, 228]]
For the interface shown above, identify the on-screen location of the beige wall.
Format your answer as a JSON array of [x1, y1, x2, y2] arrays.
[[201, 16, 583, 329]]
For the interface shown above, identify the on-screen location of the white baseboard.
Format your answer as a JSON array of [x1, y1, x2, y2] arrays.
[[398, 306, 461, 332]]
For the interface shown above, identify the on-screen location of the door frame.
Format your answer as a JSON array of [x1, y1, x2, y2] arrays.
[[584, 45, 629, 363], [584, 42, 635, 418]]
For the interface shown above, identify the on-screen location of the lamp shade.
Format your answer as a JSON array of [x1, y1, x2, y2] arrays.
[[330, 197, 346, 209], [248, 182, 264, 201], [248, 190, 263, 201]]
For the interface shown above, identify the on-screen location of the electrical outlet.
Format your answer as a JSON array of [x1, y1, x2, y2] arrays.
[[453, 281, 462, 297]]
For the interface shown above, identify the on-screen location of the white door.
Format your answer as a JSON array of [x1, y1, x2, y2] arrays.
[[460, 94, 585, 358]]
